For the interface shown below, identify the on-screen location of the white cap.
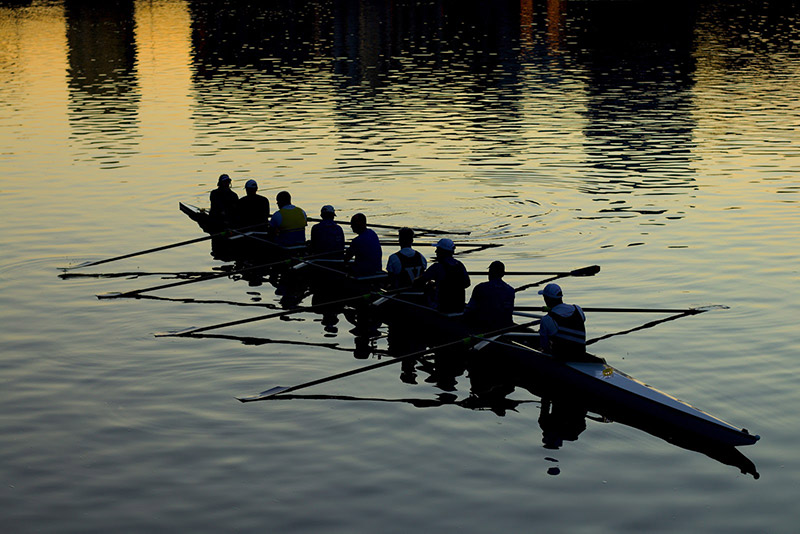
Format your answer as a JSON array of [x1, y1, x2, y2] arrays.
[[436, 238, 455, 252], [245, 179, 257, 189], [321, 205, 335, 215], [538, 283, 563, 299]]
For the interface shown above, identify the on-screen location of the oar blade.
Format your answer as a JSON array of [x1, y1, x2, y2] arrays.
[[96, 292, 124, 299], [571, 265, 601, 277], [238, 386, 291, 402], [692, 304, 730, 313], [61, 260, 97, 271], [154, 327, 198, 338]]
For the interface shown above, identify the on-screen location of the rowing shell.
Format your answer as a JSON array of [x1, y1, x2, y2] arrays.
[[476, 331, 760, 448], [372, 295, 759, 449]]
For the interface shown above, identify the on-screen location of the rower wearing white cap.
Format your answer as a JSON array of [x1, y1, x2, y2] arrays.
[[209, 173, 239, 227], [310, 205, 345, 259], [237, 179, 270, 230], [538, 283, 586, 359], [417, 238, 470, 314]]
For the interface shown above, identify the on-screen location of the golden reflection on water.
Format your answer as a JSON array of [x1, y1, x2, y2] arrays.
[[134, 0, 193, 162], [1, 3, 799, 532], [0, 3, 69, 168]]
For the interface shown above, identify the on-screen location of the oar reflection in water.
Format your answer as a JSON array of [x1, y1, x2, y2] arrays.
[[268, 392, 537, 415], [60, 271, 210, 280]]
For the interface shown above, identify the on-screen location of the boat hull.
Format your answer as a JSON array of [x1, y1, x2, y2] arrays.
[[482, 332, 760, 448]]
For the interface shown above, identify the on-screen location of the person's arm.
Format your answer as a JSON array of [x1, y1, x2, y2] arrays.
[[344, 235, 358, 263], [386, 253, 400, 274], [539, 316, 555, 352], [270, 211, 281, 230], [465, 282, 483, 312], [460, 262, 471, 288]]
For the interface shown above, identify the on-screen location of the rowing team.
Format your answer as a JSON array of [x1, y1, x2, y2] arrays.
[[210, 174, 587, 360]]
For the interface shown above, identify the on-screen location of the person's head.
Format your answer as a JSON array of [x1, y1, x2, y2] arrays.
[[350, 213, 367, 234], [435, 238, 455, 258], [539, 283, 563, 307], [488, 260, 505, 280], [398, 227, 414, 248], [276, 190, 292, 208], [320, 205, 336, 221], [245, 179, 258, 195], [218, 174, 231, 188]]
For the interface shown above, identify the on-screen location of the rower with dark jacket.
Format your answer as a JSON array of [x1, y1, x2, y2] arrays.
[[465, 260, 515, 329], [237, 179, 270, 230], [417, 238, 470, 314], [310, 205, 345, 259], [538, 283, 586, 360], [344, 213, 382, 277], [386, 227, 427, 288], [209, 174, 239, 228], [269, 191, 307, 246]]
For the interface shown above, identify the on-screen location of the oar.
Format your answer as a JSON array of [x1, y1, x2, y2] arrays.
[[131, 293, 283, 309], [97, 258, 293, 299], [153, 291, 379, 337], [184, 333, 355, 352], [261, 393, 540, 409], [469, 267, 599, 277], [515, 305, 728, 314], [60, 271, 210, 280], [306, 217, 470, 236], [513, 265, 600, 293], [380, 242, 500, 248], [586, 305, 727, 346], [60, 220, 267, 271], [96, 248, 339, 299], [62, 234, 224, 270], [236, 319, 541, 402]]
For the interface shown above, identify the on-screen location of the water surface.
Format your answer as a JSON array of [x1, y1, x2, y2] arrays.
[[1, 1, 799, 532]]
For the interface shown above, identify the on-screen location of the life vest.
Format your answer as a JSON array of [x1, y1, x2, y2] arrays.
[[397, 250, 424, 287], [548, 306, 586, 358], [275, 206, 307, 245], [278, 206, 307, 232]]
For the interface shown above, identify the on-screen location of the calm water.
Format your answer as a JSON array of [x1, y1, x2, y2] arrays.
[[1, 0, 799, 532]]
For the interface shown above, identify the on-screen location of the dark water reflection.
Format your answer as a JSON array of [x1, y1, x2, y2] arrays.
[[50, 0, 799, 199], [65, 0, 140, 167]]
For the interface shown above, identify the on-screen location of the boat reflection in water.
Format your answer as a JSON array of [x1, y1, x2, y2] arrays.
[[294, 325, 760, 479], [465, 337, 760, 479]]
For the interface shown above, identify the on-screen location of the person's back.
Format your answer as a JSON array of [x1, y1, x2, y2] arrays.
[[270, 191, 307, 246], [238, 179, 270, 229], [310, 205, 345, 258], [419, 239, 470, 314], [344, 213, 382, 277], [466, 261, 515, 329], [209, 174, 239, 226], [538, 283, 586, 360], [386, 227, 426, 288]]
